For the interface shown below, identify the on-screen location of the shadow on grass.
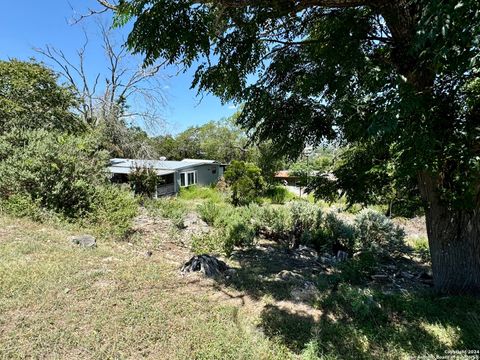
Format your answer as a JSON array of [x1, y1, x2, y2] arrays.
[[225, 241, 324, 301], [219, 242, 480, 359]]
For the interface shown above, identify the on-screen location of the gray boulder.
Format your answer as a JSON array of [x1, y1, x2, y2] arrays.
[[70, 235, 96, 248]]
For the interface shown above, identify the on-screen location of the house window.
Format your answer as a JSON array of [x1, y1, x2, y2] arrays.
[[180, 171, 197, 187]]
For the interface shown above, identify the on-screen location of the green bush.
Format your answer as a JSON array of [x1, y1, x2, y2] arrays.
[[179, 185, 224, 203], [145, 197, 188, 229], [319, 212, 356, 253], [354, 209, 405, 253], [224, 160, 266, 206], [256, 205, 292, 239], [128, 166, 160, 197], [197, 200, 224, 225], [289, 201, 322, 233], [0, 193, 48, 222], [0, 129, 108, 219], [264, 185, 294, 204], [89, 185, 138, 239], [337, 252, 377, 284], [191, 230, 225, 256], [198, 203, 259, 256]]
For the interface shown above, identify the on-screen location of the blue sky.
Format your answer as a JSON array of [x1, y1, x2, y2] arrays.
[[0, 0, 239, 135]]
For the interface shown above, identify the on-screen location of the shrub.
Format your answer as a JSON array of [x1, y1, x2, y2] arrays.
[[264, 185, 294, 204], [224, 160, 266, 206], [0, 129, 108, 218], [128, 165, 161, 197], [179, 185, 224, 203], [337, 252, 377, 285], [0, 193, 48, 222], [145, 198, 188, 229], [197, 200, 224, 225], [191, 230, 225, 256], [319, 212, 356, 253], [289, 201, 322, 233], [354, 209, 405, 253], [89, 185, 138, 239], [256, 205, 292, 239]]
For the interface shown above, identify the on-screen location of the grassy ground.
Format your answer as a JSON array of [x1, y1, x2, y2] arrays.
[[0, 216, 290, 359], [1, 204, 479, 359]]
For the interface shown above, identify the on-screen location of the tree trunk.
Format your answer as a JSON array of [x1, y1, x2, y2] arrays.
[[418, 172, 480, 295]]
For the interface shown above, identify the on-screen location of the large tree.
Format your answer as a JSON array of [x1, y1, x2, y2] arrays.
[[0, 59, 80, 134], [102, 0, 480, 294]]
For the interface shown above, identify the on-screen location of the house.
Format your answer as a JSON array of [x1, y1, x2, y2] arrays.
[[108, 158, 224, 197]]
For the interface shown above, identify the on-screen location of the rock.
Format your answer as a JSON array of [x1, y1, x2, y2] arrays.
[[384, 264, 397, 271], [275, 270, 303, 282], [294, 245, 318, 260], [400, 271, 415, 279], [70, 235, 96, 248], [144, 250, 153, 257], [181, 254, 229, 277], [291, 281, 320, 302], [371, 274, 389, 282]]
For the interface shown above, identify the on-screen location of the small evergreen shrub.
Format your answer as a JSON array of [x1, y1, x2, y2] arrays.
[[145, 198, 188, 229], [197, 200, 224, 225], [256, 205, 292, 239], [0, 193, 47, 222], [191, 230, 225, 256], [289, 201, 322, 233], [354, 209, 405, 253], [319, 212, 356, 253], [264, 185, 293, 204], [89, 185, 138, 239], [128, 166, 160, 197]]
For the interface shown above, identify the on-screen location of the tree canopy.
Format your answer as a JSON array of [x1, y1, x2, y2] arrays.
[[0, 59, 81, 134], [108, 0, 480, 294]]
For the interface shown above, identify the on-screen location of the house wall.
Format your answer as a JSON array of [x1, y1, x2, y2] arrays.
[[175, 163, 221, 192]]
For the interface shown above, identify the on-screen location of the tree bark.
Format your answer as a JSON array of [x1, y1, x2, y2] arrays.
[[418, 172, 480, 295]]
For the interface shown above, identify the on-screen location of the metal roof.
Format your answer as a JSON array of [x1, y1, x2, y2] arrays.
[[108, 158, 215, 175], [181, 159, 217, 164]]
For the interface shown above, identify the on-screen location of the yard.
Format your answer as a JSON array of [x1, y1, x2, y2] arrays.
[[1, 188, 479, 359]]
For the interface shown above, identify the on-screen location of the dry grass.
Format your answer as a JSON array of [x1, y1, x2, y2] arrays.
[[0, 216, 290, 359], [1, 213, 479, 360]]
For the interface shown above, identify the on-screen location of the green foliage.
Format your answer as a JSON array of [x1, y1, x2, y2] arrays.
[[256, 205, 292, 239], [197, 200, 224, 226], [128, 166, 161, 197], [145, 198, 188, 229], [0, 129, 108, 218], [410, 236, 431, 263], [336, 252, 377, 285], [0, 59, 81, 134], [88, 185, 138, 239], [264, 186, 294, 204], [0, 193, 48, 222], [195, 202, 260, 256], [224, 160, 266, 206], [320, 212, 356, 253], [288, 201, 322, 234], [152, 119, 250, 163], [179, 185, 224, 203], [354, 209, 405, 254], [191, 230, 226, 256]]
